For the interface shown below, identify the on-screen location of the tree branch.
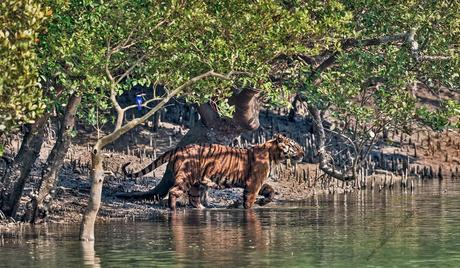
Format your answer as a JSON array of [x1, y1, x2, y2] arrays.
[[115, 54, 148, 84], [122, 97, 164, 113], [105, 40, 115, 83], [323, 127, 358, 158], [111, 19, 168, 54], [308, 106, 355, 181], [198, 103, 220, 128], [96, 70, 243, 149], [296, 29, 454, 90], [406, 28, 453, 61]]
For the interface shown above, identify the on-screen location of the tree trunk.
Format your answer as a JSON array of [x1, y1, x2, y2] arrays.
[[288, 94, 300, 122], [308, 106, 355, 181], [0, 115, 49, 218], [116, 88, 261, 200], [80, 149, 104, 241], [152, 112, 161, 132], [25, 94, 81, 223]]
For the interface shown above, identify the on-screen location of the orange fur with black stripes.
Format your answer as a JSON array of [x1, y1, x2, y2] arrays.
[[122, 134, 304, 210]]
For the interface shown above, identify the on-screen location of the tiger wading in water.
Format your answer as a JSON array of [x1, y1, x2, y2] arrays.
[[122, 134, 304, 210]]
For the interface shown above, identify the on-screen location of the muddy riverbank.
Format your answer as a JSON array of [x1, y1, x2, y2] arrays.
[[1, 115, 458, 227]]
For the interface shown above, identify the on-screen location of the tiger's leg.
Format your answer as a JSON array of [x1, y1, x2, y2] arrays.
[[168, 189, 183, 211], [243, 180, 263, 209], [200, 177, 221, 207], [229, 183, 274, 208], [257, 183, 275, 206], [196, 176, 221, 208], [168, 174, 190, 211], [188, 184, 205, 209], [200, 185, 210, 207]]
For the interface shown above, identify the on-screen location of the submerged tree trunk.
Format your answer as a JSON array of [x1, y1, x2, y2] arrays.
[[0, 115, 49, 218], [116, 88, 261, 200], [25, 94, 81, 223], [80, 149, 104, 241]]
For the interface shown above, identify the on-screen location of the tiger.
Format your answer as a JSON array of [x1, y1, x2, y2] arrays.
[[122, 133, 304, 210]]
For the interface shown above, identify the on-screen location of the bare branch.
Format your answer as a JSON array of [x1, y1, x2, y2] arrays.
[[308, 106, 355, 181], [115, 54, 148, 84], [111, 30, 135, 54], [106, 41, 124, 131], [108, 53, 151, 129], [323, 127, 358, 157], [344, 32, 408, 48], [111, 19, 168, 54], [407, 28, 453, 61], [105, 40, 114, 83], [361, 125, 383, 162], [268, 53, 324, 66], [210, 70, 253, 80], [122, 97, 164, 113]]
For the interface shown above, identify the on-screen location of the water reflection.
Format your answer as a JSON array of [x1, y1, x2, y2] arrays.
[[1, 179, 459, 267], [170, 209, 268, 262], [81, 241, 101, 268]]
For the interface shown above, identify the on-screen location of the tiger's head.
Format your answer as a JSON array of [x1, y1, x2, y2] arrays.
[[272, 133, 304, 162]]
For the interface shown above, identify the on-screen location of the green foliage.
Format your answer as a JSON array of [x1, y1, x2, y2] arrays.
[[315, 46, 417, 136], [351, 0, 460, 89], [36, 0, 354, 126], [291, 0, 459, 139], [37, 0, 111, 126], [0, 0, 50, 133], [3, 0, 458, 136], [417, 100, 460, 131], [139, 0, 353, 112]]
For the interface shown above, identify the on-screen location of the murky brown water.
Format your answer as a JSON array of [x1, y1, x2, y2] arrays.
[[1, 179, 460, 267]]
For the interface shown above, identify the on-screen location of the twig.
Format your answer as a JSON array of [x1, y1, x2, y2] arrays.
[[122, 97, 165, 112]]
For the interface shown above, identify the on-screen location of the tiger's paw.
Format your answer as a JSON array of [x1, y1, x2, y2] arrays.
[[256, 198, 273, 206], [227, 200, 243, 209], [194, 203, 206, 209]]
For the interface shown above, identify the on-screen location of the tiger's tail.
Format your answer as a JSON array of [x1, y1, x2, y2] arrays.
[[122, 149, 176, 178]]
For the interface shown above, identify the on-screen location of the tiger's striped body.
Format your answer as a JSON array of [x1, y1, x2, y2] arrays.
[[123, 134, 304, 210]]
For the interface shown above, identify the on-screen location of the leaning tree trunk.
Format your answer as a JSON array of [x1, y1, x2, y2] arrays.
[[24, 94, 81, 223], [0, 115, 49, 218], [116, 87, 261, 200], [308, 105, 355, 181]]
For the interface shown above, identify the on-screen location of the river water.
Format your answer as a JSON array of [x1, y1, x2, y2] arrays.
[[1, 179, 460, 267]]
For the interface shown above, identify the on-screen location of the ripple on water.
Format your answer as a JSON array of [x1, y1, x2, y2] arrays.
[[1, 179, 460, 268]]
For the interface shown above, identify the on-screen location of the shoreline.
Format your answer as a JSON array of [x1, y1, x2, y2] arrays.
[[1, 114, 459, 228]]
